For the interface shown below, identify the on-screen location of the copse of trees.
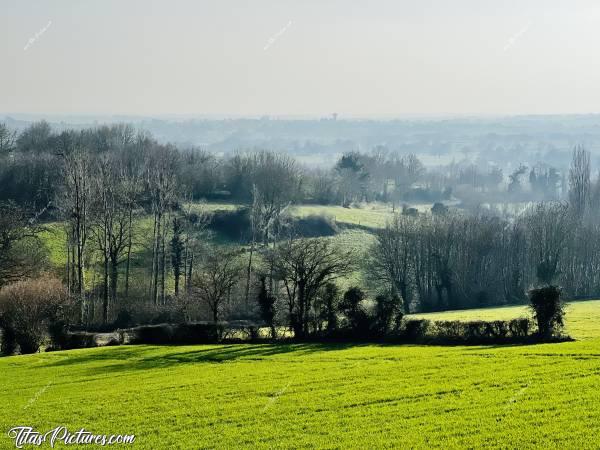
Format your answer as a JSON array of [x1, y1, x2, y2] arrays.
[[366, 201, 592, 313]]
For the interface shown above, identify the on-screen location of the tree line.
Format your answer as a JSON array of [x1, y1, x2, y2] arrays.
[[0, 120, 595, 346]]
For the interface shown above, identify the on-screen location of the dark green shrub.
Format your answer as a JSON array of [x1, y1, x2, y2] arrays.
[[508, 318, 531, 337], [465, 321, 487, 340], [490, 320, 509, 339], [433, 320, 463, 341], [321, 283, 340, 334], [373, 292, 404, 337], [339, 287, 366, 329], [256, 276, 276, 338], [0, 324, 18, 356], [172, 323, 221, 344], [63, 332, 97, 349], [529, 286, 564, 339], [47, 320, 69, 350], [131, 324, 175, 344], [403, 319, 430, 341]]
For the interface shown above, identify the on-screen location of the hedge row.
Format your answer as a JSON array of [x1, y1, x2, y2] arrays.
[[398, 318, 535, 344], [46, 317, 564, 351]]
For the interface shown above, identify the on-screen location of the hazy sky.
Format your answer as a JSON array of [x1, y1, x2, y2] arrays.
[[3, 0, 600, 116]]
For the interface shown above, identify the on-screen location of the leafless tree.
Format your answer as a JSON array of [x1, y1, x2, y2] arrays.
[[0, 123, 16, 155], [192, 247, 243, 323], [271, 237, 355, 338], [366, 214, 415, 313], [0, 202, 47, 287], [59, 143, 92, 323], [569, 145, 590, 218], [146, 145, 179, 305], [90, 156, 133, 323], [524, 202, 572, 285]]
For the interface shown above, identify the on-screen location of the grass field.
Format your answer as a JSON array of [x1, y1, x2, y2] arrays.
[[2, 300, 600, 449]]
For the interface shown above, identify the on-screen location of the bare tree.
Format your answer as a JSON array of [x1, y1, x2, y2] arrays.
[[59, 143, 92, 323], [271, 237, 355, 338], [90, 156, 133, 323], [146, 145, 179, 305], [0, 123, 16, 155], [0, 202, 47, 287], [366, 214, 415, 313], [524, 202, 571, 285], [192, 247, 242, 323], [569, 145, 590, 218]]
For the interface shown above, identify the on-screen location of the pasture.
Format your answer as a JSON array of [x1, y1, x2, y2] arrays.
[[1, 300, 599, 448]]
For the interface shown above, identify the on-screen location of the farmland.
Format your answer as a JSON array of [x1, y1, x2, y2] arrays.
[[1, 300, 599, 449]]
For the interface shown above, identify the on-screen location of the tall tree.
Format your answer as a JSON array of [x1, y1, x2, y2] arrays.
[[171, 217, 184, 296], [569, 145, 591, 218], [59, 143, 92, 324]]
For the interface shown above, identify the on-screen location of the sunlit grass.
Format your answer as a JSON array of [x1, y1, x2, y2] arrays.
[[2, 301, 600, 448]]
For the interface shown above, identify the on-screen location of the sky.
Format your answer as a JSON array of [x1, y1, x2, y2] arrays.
[[2, 0, 600, 117]]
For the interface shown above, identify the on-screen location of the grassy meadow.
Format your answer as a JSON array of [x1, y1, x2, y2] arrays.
[[2, 300, 600, 449], [35, 202, 383, 298]]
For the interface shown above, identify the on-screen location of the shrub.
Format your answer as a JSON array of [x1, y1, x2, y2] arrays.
[[172, 323, 221, 344], [373, 292, 404, 336], [529, 286, 564, 339], [403, 319, 430, 341], [62, 332, 97, 350], [0, 276, 71, 355], [339, 286, 366, 330], [256, 276, 276, 338], [127, 323, 222, 345], [47, 320, 69, 350], [321, 282, 340, 334], [130, 324, 175, 344], [401, 318, 533, 344], [508, 318, 531, 337], [0, 326, 18, 356]]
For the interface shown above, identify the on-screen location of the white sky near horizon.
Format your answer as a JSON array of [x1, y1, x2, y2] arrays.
[[2, 0, 600, 117]]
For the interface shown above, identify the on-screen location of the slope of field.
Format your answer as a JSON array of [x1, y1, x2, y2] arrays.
[[2, 300, 600, 449]]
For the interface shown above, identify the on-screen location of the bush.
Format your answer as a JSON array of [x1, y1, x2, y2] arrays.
[[402, 319, 431, 341], [400, 318, 533, 344], [0, 325, 18, 356], [48, 320, 69, 350], [373, 292, 404, 337], [128, 323, 222, 345], [0, 276, 71, 355], [62, 332, 97, 350], [172, 323, 221, 344], [130, 324, 175, 345], [508, 318, 531, 337], [529, 286, 564, 339], [339, 287, 367, 330]]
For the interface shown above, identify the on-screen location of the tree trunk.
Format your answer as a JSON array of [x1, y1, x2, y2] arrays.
[[160, 215, 166, 304], [103, 254, 109, 324], [124, 208, 133, 297]]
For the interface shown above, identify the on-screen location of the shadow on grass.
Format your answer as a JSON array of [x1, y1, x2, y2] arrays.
[[43, 343, 363, 374]]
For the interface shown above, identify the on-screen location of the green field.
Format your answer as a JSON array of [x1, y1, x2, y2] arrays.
[[2, 300, 600, 449]]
